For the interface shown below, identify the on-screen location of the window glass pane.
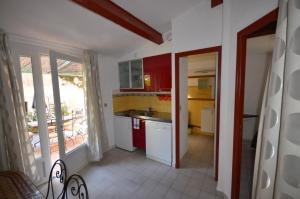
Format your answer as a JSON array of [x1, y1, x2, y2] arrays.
[[20, 56, 41, 158], [56, 58, 87, 153], [119, 61, 130, 88], [131, 59, 143, 88]]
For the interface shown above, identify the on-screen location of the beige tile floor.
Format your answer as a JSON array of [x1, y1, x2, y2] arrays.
[[76, 133, 222, 199], [181, 133, 214, 169]]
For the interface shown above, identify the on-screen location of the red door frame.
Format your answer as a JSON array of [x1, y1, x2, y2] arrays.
[[175, 46, 222, 181], [231, 8, 278, 199]]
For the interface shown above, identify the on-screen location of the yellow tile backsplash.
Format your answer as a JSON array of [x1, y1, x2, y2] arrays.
[[113, 95, 172, 113], [113, 83, 214, 128]]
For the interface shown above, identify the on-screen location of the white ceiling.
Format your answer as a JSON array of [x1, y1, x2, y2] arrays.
[[187, 52, 217, 76], [113, 0, 201, 33], [0, 0, 201, 57], [247, 34, 275, 54]]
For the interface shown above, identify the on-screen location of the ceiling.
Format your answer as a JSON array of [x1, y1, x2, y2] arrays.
[[187, 52, 217, 76], [247, 34, 275, 54], [0, 0, 200, 57], [113, 0, 200, 33]]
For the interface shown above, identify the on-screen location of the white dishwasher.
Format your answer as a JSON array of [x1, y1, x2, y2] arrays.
[[146, 120, 172, 166], [114, 116, 135, 151]]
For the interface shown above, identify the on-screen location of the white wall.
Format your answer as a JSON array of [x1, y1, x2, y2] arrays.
[[118, 37, 172, 61], [172, 0, 222, 53], [243, 52, 271, 141], [98, 55, 119, 148], [219, 0, 278, 197]]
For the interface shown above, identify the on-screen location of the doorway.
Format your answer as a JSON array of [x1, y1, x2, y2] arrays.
[[175, 46, 221, 181], [231, 8, 278, 199], [182, 53, 217, 171], [239, 34, 275, 199], [16, 49, 88, 183]]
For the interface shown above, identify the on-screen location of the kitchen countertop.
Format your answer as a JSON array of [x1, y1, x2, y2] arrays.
[[114, 110, 172, 123]]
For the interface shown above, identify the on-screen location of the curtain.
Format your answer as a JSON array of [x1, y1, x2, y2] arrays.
[[84, 50, 108, 161], [252, 0, 300, 198], [0, 32, 38, 181]]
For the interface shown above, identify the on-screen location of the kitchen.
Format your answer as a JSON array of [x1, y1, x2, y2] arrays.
[[113, 53, 173, 166]]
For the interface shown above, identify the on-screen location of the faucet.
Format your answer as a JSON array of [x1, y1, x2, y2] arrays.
[[147, 107, 154, 113]]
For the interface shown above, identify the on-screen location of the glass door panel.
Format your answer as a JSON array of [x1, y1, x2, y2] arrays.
[[56, 58, 87, 153], [50, 52, 87, 157], [20, 56, 41, 158]]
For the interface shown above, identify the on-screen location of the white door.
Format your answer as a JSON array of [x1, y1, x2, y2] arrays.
[[179, 57, 188, 159], [49, 51, 88, 160]]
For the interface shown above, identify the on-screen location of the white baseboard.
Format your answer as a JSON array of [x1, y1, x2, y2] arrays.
[[146, 154, 172, 166]]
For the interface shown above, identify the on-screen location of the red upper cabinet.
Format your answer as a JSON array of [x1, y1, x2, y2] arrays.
[[143, 53, 171, 92], [156, 53, 172, 91], [143, 56, 156, 91]]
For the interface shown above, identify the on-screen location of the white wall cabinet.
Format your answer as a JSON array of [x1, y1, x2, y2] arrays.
[[118, 59, 144, 89], [114, 116, 135, 151], [146, 121, 172, 166]]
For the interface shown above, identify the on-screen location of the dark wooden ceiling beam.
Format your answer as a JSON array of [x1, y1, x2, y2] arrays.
[[211, 0, 223, 8], [72, 0, 163, 44]]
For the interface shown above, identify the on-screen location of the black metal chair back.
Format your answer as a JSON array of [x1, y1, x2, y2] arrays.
[[45, 159, 68, 199], [62, 174, 89, 199], [45, 159, 89, 199]]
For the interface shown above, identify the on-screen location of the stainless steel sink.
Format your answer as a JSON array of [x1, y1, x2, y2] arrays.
[[134, 110, 154, 117], [126, 110, 154, 117]]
